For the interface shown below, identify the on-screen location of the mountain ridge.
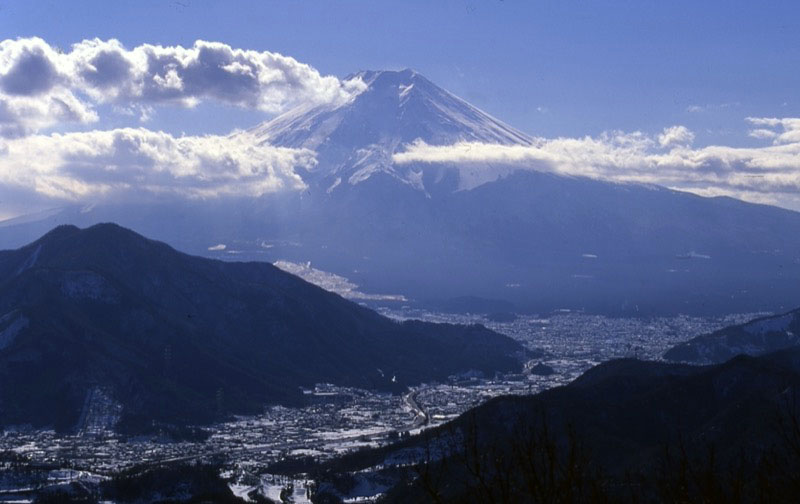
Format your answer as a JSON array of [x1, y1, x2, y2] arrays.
[[249, 68, 532, 194], [0, 223, 522, 433], [664, 307, 800, 363]]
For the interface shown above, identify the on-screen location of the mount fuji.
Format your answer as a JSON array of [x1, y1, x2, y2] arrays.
[[250, 69, 531, 195], [2, 69, 800, 315]]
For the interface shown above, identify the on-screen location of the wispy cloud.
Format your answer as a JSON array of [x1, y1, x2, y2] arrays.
[[0, 37, 366, 137], [685, 102, 740, 113], [394, 120, 800, 211]]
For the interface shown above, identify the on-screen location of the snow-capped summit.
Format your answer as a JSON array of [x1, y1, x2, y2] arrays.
[[249, 69, 531, 192]]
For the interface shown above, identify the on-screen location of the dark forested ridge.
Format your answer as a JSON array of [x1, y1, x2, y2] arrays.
[[665, 308, 800, 364], [306, 348, 800, 503], [0, 223, 521, 433]]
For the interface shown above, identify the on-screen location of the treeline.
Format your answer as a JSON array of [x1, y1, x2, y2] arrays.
[[380, 410, 800, 503], [307, 352, 800, 503]]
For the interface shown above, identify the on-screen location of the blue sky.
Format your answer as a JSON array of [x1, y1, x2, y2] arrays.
[[1, 1, 800, 218], [2, 0, 798, 142]]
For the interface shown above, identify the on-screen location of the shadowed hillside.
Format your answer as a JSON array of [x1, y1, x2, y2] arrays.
[[0, 224, 522, 433]]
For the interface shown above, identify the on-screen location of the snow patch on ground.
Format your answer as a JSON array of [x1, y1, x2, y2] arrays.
[[15, 244, 41, 275], [0, 312, 28, 350], [258, 474, 312, 504], [76, 387, 122, 436], [229, 483, 256, 502], [453, 162, 521, 191]]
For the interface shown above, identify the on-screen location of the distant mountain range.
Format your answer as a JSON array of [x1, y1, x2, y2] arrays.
[[3, 69, 800, 315], [306, 348, 800, 502], [665, 308, 800, 363], [0, 223, 521, 433]]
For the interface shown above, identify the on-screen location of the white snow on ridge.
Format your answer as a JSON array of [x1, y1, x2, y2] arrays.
[[248, 100, 345, 151], [398, 82, 414, 99], [348, 145, 399, 185]]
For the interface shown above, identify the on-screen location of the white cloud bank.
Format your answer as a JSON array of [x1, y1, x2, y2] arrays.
[[394, 119, 800, 211], [0, 37, 365, 137], [0, 128, 312, 202], [2, 36, 800, 214], [0, 37, 363, 215]]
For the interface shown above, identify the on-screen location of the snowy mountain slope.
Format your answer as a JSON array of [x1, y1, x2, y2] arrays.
[[249, 69, 532, 193]]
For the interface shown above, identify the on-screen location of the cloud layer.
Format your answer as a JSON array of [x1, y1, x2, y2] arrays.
[[0, 37, 365, 137], [2, 36, 799, 214], [0, 128, 312, 202], [394, 119, 800, 211]]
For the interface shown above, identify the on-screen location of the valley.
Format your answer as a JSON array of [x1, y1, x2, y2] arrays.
[[0, 310, 756, 501]]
